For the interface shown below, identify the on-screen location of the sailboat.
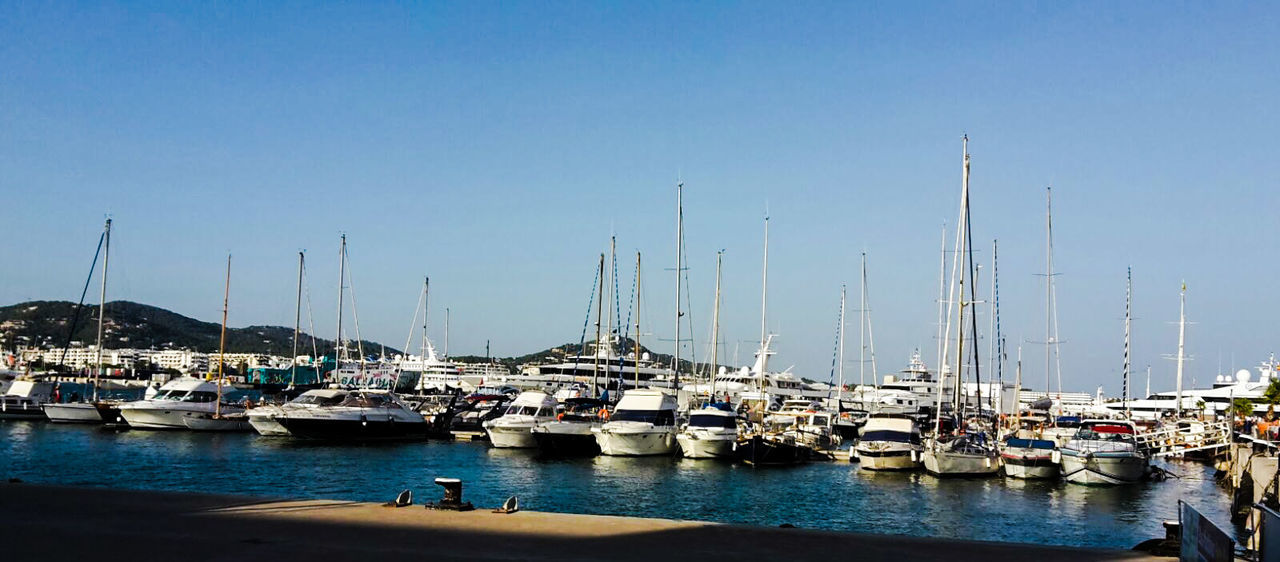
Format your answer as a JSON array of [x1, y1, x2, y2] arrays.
[[184, 254, 251, 432], [734, 214, 819, 466], [921, 136, 1000, 477], [44, 218, 124, 424], [678, 251, 739, 459]]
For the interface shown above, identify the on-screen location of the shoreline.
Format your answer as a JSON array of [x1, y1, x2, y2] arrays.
[[1, 482, 1167, 561]]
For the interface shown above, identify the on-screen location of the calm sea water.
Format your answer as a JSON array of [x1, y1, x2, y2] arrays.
[[0, 419, 1235, 549]]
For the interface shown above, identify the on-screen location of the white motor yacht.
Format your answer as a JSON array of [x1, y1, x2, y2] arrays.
[[484, 391, 559, 448], [1, 380, 55, 420], [855, 414, 923, 471], [246, 389, 350, 436], [117, 378, 243, 429], [276, 389, 426, 441], [593, 389, 678, 456], [676, 404, 739, 459], [1059, 419, 1149, 485]]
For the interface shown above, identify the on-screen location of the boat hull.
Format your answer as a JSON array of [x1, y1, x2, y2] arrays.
[[486, 423, 538, 448], [247, 410, 290, 436], [42, 403, 105, 423], [1060, 451, 1148, 485], [531, 423, 600, 456], [594, 426, 677, 456], [856, 447, 921, 471], [183, 415, 252, 432], [676, 432, 736, 459], [922, 449, 1000, 476], [735, 435, 811, 466], [1001, 451, 1060, 479], [0, 402, 48, 420], [119, 407, 199, 429], [276, 417, 428, 441]]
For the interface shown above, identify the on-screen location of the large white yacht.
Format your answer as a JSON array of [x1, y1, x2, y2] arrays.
[[593, 389, 679, 456], [117, 378, 244, 429], [874, 351, 940, 414], [676, 404, 739, 459], [515, 338, 676, 394], [484, 390, 559, 448], [686, 337, 825, 404]]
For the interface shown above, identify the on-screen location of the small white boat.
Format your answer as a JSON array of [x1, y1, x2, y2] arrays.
[[484, 391, 558, 448], [42, 401, 124, 424], [118, 378, 244, 429], [1060, 419, 1149, 485], [676, 405, 738, 459], [1000, 437, 1059, 479], [855, 414, 923, 471], [593, 389, 678, 456]]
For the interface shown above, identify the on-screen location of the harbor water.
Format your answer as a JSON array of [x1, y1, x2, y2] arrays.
[[0, 419, 1236, 549]]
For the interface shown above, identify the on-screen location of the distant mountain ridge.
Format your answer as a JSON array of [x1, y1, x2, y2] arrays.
[[0, 300, 720, 374], [0, 300, 392, 356]]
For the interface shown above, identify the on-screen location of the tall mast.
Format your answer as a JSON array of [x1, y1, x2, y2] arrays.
[[990, 240, 1001, 416], [711, 251, 722, 399], [1014, 345, 1023, 433], [92, 218, 111, 402], [216, 253, 230, 417], [863, 252, 877, 386], [444, 307, 450, 358], [859, 255, 866, 389], [335, 235, 347, 369], [635, 251, 642, 389], [291, 251, 303, 388], [594, 253, 605, 397], [935, 138, 967, 436], [674, 182, 683, 388], [935, 223, 947, 380], [421, 277, 430, 361], [608, 235, 615, 357], [837, 283, 846, 397], [759, 213, 770, 372], [1176, 282, 1187, 418], [1123, 267, 1132, 418], [954, 136, 972, 414]]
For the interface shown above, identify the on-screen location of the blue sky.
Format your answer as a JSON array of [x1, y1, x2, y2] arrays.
[[2, 2, 1277, 396]]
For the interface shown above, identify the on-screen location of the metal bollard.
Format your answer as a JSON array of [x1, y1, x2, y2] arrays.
[[426, 477, 474, 511]]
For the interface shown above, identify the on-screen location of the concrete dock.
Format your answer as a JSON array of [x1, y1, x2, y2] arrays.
[[1, 483, 1167, 561]]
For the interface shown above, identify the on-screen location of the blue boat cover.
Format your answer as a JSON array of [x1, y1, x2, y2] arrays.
[[1005, 438, 1056, 450]]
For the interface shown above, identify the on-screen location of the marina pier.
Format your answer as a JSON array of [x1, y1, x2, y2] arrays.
[[2, 483, 1163, 562]]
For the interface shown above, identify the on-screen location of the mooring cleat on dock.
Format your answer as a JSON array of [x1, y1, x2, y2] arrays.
[[492, 495, 519, 514], [383, 489, 413, 507]]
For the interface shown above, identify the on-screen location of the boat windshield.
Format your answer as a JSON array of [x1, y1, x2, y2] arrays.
[[689, 414, 736, 429], [1074, 427, 1134, 442], [339, 393, 397, 408], [504, 405, 545, 417], [152, 390, 186, 401], [610, 409, 676, 426], [860, 430, 921, 445], [180, 391, 218, 403], [291, 394, 346, 405]]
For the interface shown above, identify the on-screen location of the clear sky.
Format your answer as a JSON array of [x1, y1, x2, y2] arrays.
[[3, 2, 1277, 396]]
